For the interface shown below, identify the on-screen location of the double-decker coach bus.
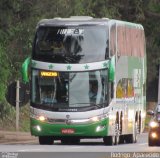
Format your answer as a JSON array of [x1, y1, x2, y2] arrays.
[[22, 16, 146, 145]]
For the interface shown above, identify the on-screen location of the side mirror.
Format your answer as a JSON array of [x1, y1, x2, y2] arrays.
[[147, 110, 154, 116], [109, 56, 115, 82], [21, 57, 31, 83]]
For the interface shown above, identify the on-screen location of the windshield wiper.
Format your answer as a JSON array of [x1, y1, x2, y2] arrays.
[[70, 102, 105, 109], [70, 103, 91, 106]]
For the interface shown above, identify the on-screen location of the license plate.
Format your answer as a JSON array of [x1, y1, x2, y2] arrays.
[[61, 128, 75, 134]]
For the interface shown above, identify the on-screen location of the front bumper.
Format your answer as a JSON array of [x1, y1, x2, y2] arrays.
[[31, 118, 109, 137]]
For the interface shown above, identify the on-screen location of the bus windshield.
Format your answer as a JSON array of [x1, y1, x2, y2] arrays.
[[31, 69, 108, 111], [33, 25, 109, 63]]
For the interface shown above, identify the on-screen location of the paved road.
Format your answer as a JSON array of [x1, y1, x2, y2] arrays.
[[0, 133, 159, 152], [1, 133, 160, 158]]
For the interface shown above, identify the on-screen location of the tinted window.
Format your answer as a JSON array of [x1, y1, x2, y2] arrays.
[[33, 25, 109, 63]]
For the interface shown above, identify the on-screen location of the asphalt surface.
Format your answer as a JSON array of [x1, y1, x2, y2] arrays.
[[1, 132, 160, 158], [0, 132, 158, 152]]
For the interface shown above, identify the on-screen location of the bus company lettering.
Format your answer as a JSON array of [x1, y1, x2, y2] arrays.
[[57, 29, 84, 35]]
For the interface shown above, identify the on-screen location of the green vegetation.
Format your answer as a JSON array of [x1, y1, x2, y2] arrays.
[[0, 105, 30, 132], [0, 0, 160, 131]]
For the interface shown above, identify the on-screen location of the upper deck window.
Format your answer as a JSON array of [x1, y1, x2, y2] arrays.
[[117, 25, 145, 57], [33, 25, 109, 63]]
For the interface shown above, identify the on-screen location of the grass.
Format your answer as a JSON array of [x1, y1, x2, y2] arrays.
[[0, 104, 30, 132]]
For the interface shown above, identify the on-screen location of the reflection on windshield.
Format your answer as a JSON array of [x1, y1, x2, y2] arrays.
[[69, 71, 105, 106], [33, 26, 109, 63], [32, 69, 108, 109]]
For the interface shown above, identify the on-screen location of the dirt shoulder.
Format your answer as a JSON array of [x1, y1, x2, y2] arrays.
[[0, 130, 37, 144]]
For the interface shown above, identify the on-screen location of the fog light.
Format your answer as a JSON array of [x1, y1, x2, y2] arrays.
[[90, 116, 99, 122], [96, 125, 105, 132], [36, 125, 41, 131]]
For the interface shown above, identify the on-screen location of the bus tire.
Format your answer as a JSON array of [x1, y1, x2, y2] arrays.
[[103, 136, 114, 146], [119, 135, 124, 144], [124, 134, 133, 143], [39, 136, 54, 145], [139, 112, 141, 133]]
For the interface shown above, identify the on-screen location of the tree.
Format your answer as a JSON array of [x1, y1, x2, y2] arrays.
[[0, 0, 160, 103]]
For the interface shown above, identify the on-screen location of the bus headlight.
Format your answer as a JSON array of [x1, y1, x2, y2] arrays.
[[36, 125, 41, 131], [90, 114, 107, 122], [90, 116, 100, 122], [149, 121, 159, 128], [96, 125, 105, 132], [38, 115, 46, 122]]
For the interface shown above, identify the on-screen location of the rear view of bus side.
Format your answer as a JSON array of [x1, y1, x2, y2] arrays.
[[109, 20, 146, 144]]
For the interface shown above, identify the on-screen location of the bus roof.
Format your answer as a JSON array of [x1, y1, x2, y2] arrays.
[[37, 16, 109, 28], [37, 16, 143, 30], [115, 20, 144, 30]]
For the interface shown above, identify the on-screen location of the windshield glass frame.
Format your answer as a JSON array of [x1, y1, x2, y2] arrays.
[[31, 68, 109, 111]]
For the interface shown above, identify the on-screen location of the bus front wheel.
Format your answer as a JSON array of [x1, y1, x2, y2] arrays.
[[39, 136, 54, 145], [103, 136, 114, 146]]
